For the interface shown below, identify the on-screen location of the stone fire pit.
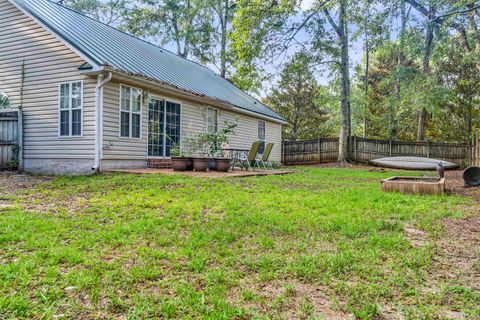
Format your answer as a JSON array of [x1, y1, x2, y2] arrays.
[[381, 176, 445, 195]]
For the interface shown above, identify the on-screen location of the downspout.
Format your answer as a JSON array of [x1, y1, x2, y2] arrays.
[[93, 72, 112, 173]]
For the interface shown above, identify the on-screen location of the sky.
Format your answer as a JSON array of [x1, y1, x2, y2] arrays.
[[99, 0, 405, 99], [256, 0, 367, 96], [153, 0, 369, 97]]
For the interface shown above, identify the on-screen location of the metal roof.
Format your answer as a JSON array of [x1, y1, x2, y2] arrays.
[[11, 0, 285, 122]]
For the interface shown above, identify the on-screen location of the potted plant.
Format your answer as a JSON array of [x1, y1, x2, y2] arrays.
[[170, 143, 189, 171], [180, 133, 196, 171], [185, 134, 208, 172], [199, 119, 238, 172], [192, 146, 209, 172]]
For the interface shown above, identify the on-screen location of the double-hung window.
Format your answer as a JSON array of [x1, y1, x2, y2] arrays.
[[120, 85, 142, 138], [258, 120, 266, 154], [206, 107, 218, 134], [59, 81, 82, 137]]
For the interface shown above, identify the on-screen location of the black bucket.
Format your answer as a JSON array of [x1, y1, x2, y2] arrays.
[[463, 166, 480, 187]]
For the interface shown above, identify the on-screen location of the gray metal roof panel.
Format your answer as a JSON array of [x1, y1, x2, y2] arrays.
[[12, 0, 285, 122]]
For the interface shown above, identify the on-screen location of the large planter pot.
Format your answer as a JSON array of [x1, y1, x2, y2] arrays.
[[208, 158, 217, 171], [171, 157, 188, 171], [215, 158, 231, 172], [186, 157, 194, 171], [193, 157, 209, 172]]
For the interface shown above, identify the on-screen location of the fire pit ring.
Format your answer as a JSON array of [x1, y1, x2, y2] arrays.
[[381, 176, 445, 195]]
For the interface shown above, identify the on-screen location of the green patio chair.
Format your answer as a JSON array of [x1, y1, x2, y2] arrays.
[[260, 142, 274, 170], [233, 141, 261, 171]]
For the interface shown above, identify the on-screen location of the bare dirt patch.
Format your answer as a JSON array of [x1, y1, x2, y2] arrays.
[[433, 215, 480, 290], [229, 279, 353, 319], [0, 172, 50, 209], [401, 170, 480, 317], [0, 171, 50, 196], [445, 170, 480, 203], [0, 172, 93, 214]]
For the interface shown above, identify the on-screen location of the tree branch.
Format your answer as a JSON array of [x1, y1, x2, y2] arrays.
[[324, 8, 342, 37], [404, 0, 429, 17], [433, 3, 480, 23]]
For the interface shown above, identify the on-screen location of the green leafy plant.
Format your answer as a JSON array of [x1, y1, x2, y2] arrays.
[[180, 131, 199, 157], [170, 142, 181, 157], [199, 118, 238, 157]]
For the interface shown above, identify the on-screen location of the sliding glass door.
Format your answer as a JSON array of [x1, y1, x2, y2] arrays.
[[148, 97, 181, 157]]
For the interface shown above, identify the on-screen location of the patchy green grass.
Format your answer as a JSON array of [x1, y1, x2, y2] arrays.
[[0, 168, 478, 319]]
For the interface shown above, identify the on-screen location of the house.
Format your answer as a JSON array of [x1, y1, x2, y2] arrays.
[[0, 0, 286, 175]]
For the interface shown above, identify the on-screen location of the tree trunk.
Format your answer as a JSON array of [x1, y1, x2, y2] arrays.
[[220, 0, 229, 78], [338, 0, 351, 162], [363, 10, 369, 138], [393, 0, 406, 140], [417, 4, 435, 141]]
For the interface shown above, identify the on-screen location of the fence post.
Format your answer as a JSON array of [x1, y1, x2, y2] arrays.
[[353, 136, 357, 162], [281, 140, 285, 164], [426, 141, 430, 158], [389, 139, 392, 157], [18, 107, 23, 172], [317, 137, 322, 164]]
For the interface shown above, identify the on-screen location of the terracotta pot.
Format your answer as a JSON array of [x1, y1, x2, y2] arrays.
[[193, 157, 209, 172], [186, 158, 194, 171], [215, 158, 231, 172], [171, 157, 188, 171], [208, 158, 217, 171]]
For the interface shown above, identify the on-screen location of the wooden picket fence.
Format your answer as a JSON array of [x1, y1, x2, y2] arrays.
[[282, 136, 477, 168], [473, 132, 480, 167], [0, 109, 23, 170]]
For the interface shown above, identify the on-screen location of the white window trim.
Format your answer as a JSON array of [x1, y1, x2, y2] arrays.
[[119, 84, 143, 139], [147, 95, 183, 159], [258, 120, 266, 151], [205, 107, 219, 134], [58, 81, 84, 138]]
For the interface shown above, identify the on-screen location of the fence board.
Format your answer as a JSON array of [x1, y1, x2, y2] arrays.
[[473, 133, 480, 167], [0, 110, 19, 169], [283, 138, 339, 164], [283, 136, 475, 168]]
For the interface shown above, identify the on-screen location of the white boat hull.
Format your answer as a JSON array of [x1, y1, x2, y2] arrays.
[[370, 156, 459, 170]]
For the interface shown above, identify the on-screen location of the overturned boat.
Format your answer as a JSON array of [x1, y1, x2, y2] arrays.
[[370, 156, 459, 170]]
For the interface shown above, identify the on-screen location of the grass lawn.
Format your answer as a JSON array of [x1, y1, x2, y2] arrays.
[[0, 168, 479, 319]]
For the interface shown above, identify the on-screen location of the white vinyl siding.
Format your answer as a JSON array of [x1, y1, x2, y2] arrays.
[[0, 92, 11, 109], [102, 80, 283, 163], [184, 104, 282, 162], [59, 81, 83, 137], [102, 81, 148, 161], [0, 0, 95, 160]]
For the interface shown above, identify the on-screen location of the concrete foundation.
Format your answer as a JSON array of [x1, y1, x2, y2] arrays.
[[23, 158, 96, 175], [101, 159, 147, 171]]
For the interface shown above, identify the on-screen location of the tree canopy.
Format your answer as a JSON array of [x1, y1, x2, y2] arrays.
[[65, 0, 480, 157]]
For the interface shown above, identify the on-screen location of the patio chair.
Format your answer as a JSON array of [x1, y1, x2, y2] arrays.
[[260, 143, 274, 170], [232, 141, 262, 171]]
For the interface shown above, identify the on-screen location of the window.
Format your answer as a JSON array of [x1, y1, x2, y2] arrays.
[[165, 101, 181, 156], [206, 107, 218, 134], [59, 81, 83, 137], [148, 98, 165, 157], [258, 120, 266, 154], [0, 92, 11, 110], [148, 98, 181, 157], [120, 85, 142, 138]]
